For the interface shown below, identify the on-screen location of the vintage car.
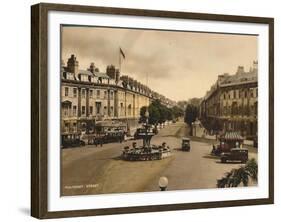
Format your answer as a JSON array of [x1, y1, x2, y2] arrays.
[[182, 137, 191, 151], [85, 133, 106, 146], [94, 121, 127, 144], [105, 129, 125, 143], [61, 133, 86, 148], [220, 148, 248, 163]]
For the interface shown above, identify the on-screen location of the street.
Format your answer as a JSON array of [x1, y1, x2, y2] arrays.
[[61, 120, 258, 196]]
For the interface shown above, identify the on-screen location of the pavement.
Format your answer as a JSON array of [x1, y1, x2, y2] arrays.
[[61, 120, 258, 196]]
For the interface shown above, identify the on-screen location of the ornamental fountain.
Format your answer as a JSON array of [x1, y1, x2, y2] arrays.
[[122, 110, 172, 161]]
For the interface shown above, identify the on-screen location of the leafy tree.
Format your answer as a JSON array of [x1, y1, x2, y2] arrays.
[[148, 104, 161, 125], [217, 158, 258, 188], [139, 100, 183, 125], [184, 104, 198, 126], [166, 108, 173, 120], [177, 100, 188, 110], [210, 118, 222, 132], [187, 98, 201, 107], [139, 106, 148, 123], [171, 106, 184, 119]]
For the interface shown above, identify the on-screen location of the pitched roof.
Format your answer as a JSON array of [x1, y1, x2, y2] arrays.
[[78, 69, 93, 75], [220, 71, 257, 87], [94, 72, 109, 79]]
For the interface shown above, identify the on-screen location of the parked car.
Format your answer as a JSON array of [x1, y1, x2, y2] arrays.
[[61, 133, 85, 148], [221, 148, 248, 163], [182, 137, 191, 151], [105, 130, 125, 143]]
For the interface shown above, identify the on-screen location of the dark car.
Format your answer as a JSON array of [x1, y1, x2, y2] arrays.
[[105, 130, 125, 143], [182, 137, 191, 151], [221, 148, 248, 163], [61, 133, 86, 148]]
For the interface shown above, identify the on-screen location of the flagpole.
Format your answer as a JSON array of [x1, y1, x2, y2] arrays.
[[119, 47, 122, 74]]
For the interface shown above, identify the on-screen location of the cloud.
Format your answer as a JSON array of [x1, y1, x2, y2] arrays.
[[62, 26, 257, 101]]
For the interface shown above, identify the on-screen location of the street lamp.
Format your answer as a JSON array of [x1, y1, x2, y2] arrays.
[[158, 176, 168, 191], [142, 109, 150, 148], [145, 110, 149, 120]]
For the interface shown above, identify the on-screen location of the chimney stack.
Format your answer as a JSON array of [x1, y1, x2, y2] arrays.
[[252, 60, 258, 73], [67, 54, 79, 75], [89, 62, 95, 73], [236, 66, 244, 75], [106, 65, 116, 79]]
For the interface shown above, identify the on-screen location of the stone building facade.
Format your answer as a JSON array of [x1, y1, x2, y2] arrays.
[[61, 54, 175, 135], [199, 61, 258, 138]]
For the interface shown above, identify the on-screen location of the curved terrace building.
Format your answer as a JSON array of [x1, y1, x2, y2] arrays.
[[61, 54, 175, 135], [199, 61, 258, 138]]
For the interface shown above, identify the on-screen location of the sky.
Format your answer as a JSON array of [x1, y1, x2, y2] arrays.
[[61, 26, 257, 102]]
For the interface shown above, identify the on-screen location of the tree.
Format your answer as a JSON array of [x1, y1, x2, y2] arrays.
[[184, 104, 198, 126], [171, 106, 184, 119], [217, 158, 258, 188], [187, 97, 201, 107], [148, 104, 161, 125], [139, 100, 182, 125], [139, 106, 148, 123], [210, 118, 222, 132]]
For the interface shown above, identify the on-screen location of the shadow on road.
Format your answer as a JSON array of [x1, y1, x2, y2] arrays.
[[173, 148, 191, 153], [112, 156, 123, 161], [215, 160, 245, 165], [202, 154, 220, 160]]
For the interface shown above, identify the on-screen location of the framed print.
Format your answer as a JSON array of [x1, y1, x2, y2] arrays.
[[31, 3, 274, 219]]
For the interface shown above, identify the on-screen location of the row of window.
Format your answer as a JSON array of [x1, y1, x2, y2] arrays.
[[222, 104, 257, 116], [222, 88, 258, 100], [64, 87, 114, 99], [63, 103, 134, 117], [207, 103, 257, 117], [64, 105, 113, 116]]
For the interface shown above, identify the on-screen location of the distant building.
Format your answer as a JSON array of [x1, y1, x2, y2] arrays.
[[199, 61, 258, 138], [61, 54, 175, 135]]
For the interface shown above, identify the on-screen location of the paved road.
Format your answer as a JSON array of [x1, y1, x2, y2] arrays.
[[61, 121, 257, 196]]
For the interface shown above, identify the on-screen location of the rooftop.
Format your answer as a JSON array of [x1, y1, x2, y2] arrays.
[[203, 61, 258, 100]]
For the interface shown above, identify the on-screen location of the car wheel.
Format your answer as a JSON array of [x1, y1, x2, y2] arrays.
[[221, 158, 226, 163]]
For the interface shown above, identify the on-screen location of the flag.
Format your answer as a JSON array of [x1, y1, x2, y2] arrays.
[[120, 48, 126, 59]]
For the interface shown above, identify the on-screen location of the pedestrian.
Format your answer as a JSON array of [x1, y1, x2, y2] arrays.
[[100, 136, 103, 147], [212, 144, 216, 154], [94, 136, 98, 147], [119, 132, 124, 143]]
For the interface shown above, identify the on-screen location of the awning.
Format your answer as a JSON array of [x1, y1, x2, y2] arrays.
[[220, 131, 243, 140]]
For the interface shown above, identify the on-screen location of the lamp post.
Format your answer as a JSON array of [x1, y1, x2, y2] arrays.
[[145, 110, 149, 123], [158, 176, 168, 191], [143, 109, 149, 148]]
